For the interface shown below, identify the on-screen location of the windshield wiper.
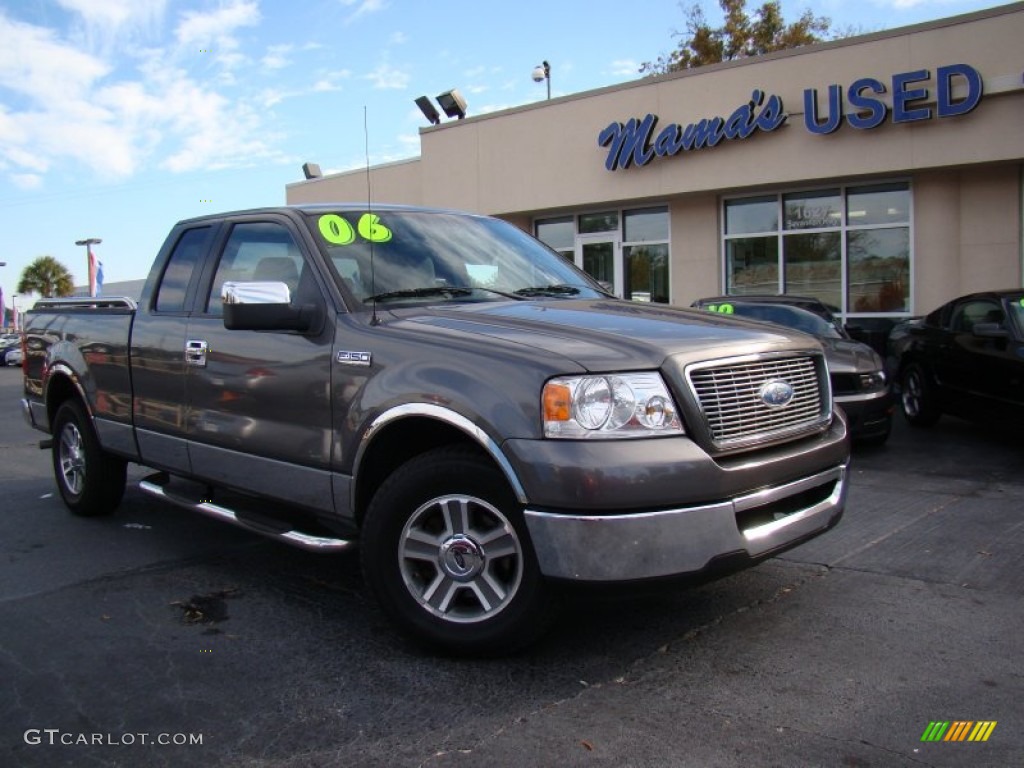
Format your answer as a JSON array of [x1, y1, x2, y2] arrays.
[[364, 286, 473, 302], [469, 287, 527, 300], [512, 284, 583, 298]]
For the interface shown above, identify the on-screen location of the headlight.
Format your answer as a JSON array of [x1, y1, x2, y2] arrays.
[[542, 373, 684, 439], [859, 371, 887, 392]]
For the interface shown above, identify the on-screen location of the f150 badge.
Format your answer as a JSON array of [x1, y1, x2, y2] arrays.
[[337, 350, 372, 366]]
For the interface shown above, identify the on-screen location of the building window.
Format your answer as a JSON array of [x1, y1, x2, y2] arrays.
[[723, 182, 911, 317], [535, 206, 671, 303], [623, 207, 669, 303], [535, 216, 574, 261], [578, 211, 619, 234]]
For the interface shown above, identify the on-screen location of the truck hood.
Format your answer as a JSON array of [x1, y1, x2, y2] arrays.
[[390, 299, 819, 372]]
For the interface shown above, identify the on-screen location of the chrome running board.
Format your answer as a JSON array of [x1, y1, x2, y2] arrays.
[[138, 475, 353, 553]]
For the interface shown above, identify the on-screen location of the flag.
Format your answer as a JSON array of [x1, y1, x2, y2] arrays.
[[88, 246, 103, 297], [0, 286, 5, 328]]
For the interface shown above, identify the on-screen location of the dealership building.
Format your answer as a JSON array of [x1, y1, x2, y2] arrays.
[[287, 3, 1024, 325]]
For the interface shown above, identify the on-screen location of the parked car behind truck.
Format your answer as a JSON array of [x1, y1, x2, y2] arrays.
[[22, 205, 850, 653], [692, 296, 893, 444], [887, 290, 1024, 427]]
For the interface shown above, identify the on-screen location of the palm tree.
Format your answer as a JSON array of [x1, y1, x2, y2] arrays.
[[18, 255, 75, 298]]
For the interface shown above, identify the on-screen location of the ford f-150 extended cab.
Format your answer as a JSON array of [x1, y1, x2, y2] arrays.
[[22, 205, 849, 653]]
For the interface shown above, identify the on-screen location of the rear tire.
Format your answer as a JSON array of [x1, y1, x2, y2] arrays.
[[900, 363, 941, 427], [52, 400, 127, 516], [361, 446, 556, 655]]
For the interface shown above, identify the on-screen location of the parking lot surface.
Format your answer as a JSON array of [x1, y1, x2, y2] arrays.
[[1, 366, 1021, 767]]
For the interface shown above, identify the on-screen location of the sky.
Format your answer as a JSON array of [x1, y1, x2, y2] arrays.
[[0, 0, 1011, 307]]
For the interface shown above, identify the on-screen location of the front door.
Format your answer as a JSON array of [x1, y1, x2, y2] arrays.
[[183, 218, 336, 514], [576, 235, 621, 298]]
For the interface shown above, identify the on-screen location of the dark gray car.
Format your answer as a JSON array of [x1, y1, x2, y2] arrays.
[[694, 298, 893, 444], [22, 205, 851, 653]]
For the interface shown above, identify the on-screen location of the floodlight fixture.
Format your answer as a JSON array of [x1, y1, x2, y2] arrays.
[[436, 89, 467, 120], [414, 96, 441, 125], [302, 162, 323, 180]]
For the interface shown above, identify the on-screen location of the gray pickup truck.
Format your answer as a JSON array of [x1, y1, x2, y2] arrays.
[[22, 205, 849, 653]]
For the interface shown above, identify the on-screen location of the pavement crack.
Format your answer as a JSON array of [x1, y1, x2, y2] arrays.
[[654, 566, 829, 655], [829, 495, 961, 568], [768, 723, 937, 766]]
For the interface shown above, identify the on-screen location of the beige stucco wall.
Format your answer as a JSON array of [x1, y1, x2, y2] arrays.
[[913, 166, 1022, 311], [286, 4, 1024, 310], [669, 195, 721, 305]]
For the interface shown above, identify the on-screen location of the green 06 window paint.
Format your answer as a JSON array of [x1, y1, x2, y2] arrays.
[[318, 215, 355, 245], [317, 213, 393, 245]]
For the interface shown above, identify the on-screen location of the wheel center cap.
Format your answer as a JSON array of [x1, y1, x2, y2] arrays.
[[439, 535, 484, 581]]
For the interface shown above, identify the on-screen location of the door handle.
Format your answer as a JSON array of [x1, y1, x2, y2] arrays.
[[185, 339, 208, 367]]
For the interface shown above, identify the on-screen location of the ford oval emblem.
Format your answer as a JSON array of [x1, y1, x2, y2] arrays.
[[760, 379, 795, 408]]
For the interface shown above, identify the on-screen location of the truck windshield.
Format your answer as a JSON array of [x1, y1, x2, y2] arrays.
[[305, 210, 606, 305]]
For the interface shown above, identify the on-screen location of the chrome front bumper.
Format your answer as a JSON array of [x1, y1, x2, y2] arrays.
[[523, 464, 847, 581]]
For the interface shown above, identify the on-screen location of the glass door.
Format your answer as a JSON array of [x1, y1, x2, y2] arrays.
[[576, 235, 621, 297]]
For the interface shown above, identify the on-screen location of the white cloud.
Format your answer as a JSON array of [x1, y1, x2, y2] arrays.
[[609, 59, 640, 77], [57, 0, 166, 26], [312, 69, 352, 92], [10, 173, 43, 189], [258, 88, 286, 108], [0, 15, 110, 100], [341, 0, 389, 23], [873, 0, 929, 7], [365, 63, 409, 90], [261, 43, 293, 71], [56, 0, 167, 49], [397, 133, 420, 149], [175, 0, 260, 48], [0, 7, 291, 182]]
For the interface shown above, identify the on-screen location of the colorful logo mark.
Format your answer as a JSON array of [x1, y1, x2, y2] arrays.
[[921, 721, 997, 742]]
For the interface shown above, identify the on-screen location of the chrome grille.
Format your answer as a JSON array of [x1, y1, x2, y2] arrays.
[[687, 355, 828, 450]]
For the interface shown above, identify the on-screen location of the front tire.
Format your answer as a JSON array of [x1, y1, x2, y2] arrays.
[[52, 400, 127, 516], [900, 363, 941, 427], [361, 446, 555, 654]]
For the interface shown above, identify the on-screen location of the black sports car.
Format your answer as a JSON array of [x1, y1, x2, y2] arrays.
[[887, 290, 1024, 427]]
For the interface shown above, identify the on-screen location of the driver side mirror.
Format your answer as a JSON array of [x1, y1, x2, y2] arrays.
[[222, 281, 321, 333], [972, 322, 1008, 340]]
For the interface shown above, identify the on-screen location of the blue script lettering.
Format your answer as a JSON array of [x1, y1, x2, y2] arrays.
[[597, 115, 656, 170], [599, 90, 787, 171]]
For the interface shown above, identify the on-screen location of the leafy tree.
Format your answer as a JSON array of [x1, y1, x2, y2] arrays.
[[17, 255, 76, 298], [641, 0, 833, 74]]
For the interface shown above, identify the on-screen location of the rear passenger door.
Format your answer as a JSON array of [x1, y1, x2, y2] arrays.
[[131, 224, 217, 474], [183, 216, 337, 514]]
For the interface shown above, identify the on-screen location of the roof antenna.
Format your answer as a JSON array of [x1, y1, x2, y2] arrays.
[[365, 105, 381, 327]]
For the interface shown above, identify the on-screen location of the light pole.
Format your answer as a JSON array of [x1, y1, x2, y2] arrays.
[[532, 60, 551, 100], [75, 238, 102, 297]]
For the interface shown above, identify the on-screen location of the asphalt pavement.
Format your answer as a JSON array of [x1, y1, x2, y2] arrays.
[[1, 365, 1021, 767]]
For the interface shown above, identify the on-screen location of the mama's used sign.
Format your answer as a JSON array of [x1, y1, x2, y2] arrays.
[[598, 64, 982, 172]]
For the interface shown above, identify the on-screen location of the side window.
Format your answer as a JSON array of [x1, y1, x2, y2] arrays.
[[206, 222, 306, 317], [950, 300, 1001, 333], [155, 227, 211, 313]]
